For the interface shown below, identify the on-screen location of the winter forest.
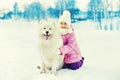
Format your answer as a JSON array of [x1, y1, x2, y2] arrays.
[[0, 0, 120, 30]]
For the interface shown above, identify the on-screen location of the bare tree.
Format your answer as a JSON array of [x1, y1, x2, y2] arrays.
[[102, 0, 109, 30]]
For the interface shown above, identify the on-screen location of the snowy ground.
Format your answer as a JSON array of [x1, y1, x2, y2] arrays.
[[0, 20, 120, 80]]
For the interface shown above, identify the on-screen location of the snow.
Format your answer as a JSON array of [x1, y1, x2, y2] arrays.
[[0, 20, 120, 80]]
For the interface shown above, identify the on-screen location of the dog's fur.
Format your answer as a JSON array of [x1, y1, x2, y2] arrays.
[[38, 19, 64, 74]]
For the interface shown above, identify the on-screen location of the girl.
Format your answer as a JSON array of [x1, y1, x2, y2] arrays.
[[58, 10, 84, 70]]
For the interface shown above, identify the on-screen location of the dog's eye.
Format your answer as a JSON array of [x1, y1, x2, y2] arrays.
[[44, 28, 46, 29], [49, 28, 51, 30]]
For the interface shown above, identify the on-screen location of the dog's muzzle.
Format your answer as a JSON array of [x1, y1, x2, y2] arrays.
[[43, 34, 51, 40]]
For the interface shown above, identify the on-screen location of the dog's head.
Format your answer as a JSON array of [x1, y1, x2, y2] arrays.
[[39, 19, 56, 40]]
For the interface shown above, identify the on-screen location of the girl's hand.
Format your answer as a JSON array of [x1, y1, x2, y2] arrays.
[[55, 49, 61, 55]]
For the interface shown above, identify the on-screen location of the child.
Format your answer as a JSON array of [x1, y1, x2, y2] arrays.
[[58, 10, 84, 70]]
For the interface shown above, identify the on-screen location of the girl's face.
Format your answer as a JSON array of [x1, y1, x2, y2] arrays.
[[60, 22, 68, 29]]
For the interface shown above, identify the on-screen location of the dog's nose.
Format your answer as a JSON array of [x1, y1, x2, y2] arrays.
[[46, 31, 49, 34]]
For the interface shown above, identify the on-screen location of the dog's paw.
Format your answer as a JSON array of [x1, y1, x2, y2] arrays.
[[51, 70, 57, 75], [40, 70, 45, 73], [40, 69, 46, 73], [37, 66, 46, 73]]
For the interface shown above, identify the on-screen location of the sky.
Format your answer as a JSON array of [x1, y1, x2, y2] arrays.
[[0, 0, 90, 11], [0, 0, 119, 12]]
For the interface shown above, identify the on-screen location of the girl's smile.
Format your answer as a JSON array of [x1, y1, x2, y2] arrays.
[[60, 22, 68, 29]]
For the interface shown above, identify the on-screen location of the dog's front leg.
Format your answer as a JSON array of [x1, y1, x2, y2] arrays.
[[51, 65, 57, 75], [51, 59, 59, 75]]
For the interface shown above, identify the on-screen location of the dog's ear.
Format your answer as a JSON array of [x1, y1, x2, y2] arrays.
[[39, 19, 45, 25]]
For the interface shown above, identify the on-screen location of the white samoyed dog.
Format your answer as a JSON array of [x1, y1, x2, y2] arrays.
[[38, 19, 64, 75]]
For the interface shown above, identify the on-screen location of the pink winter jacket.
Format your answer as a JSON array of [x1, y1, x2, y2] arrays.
[[59, 27, 82, 64]]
